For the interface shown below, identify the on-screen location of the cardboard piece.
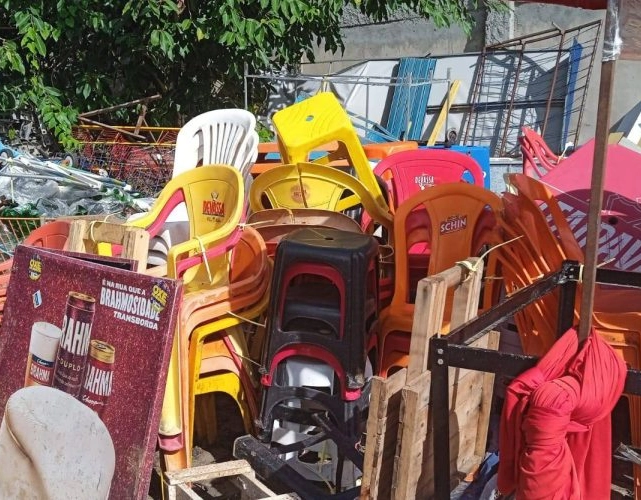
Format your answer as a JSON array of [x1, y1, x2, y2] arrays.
[[0, 245, 183, 500]]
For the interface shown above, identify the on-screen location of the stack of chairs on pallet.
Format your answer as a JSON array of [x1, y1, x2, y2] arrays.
[[495, 173, 641, 497]]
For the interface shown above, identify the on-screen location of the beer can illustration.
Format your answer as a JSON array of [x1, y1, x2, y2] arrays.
[[24, 322, 63, 387], [80, 340, 115, 417], [53, 291, 96, 397]]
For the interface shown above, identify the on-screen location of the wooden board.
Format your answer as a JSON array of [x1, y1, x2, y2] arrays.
[[164, 460, 300, 500], [393, 331, 500, 499], [360, 369, 407, 500]]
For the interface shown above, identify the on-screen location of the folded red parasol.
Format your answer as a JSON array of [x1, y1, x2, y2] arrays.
[[498, 327, 626, 498]]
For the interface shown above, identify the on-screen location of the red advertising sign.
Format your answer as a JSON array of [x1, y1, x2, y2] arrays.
[[0, 245, 182, 499]]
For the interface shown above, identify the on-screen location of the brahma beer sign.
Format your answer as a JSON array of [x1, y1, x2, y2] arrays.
[[0, 245, 182, 500]]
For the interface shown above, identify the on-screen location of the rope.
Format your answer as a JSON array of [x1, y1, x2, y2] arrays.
[[195, 235, 213, 284]]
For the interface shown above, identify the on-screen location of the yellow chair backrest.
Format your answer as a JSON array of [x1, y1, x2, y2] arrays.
[[127, 165, 244, 285], [272, 92, 389, 213], [249, 162, 393, 233]]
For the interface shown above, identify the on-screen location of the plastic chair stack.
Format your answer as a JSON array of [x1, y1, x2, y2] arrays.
[[257, 226, 379, 489], [102, 165, 270, 470], [359, 148, 486, 306], [496, 173, 641, 495], [378, 183, 503, 377], [147, 108, 258, 265]]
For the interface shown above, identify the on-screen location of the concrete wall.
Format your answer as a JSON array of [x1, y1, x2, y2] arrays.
[[306, 2, 641, 146]]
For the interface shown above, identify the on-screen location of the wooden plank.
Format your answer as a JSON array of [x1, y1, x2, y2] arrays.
[[426, 80, 462, 146], [406, 276, 447, 381], [360, 369, 407, 500], [475, 330, 500, 456], [407, 260, 479, 381], [393, 370, 431, 500], [164, 460, 254, 485], [393, 301, 493, 499], [450, 259, 483, 330], [67, 220, 149, 272]]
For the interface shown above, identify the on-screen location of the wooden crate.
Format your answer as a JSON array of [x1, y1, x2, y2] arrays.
[[360, 258, 500, 499], [164, 460, 300, 500]]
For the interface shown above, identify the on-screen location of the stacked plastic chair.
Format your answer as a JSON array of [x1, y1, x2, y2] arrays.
[[146, 108, 258, 266], [378, 183, 503, 377], [257, 226, 379, 490], [497, 173, 641, 496], [271, 92, 391, 223], [519, 126, 564, 178], [359, 148, 486, 306], [246, 208, 363, 258], [100, 165, 270, 470]]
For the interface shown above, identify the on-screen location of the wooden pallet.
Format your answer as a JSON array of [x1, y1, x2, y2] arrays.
[[164, 460, 300, 500], [360, 258, 500, 499]]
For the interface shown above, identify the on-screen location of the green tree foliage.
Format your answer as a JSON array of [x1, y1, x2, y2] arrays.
[[0, 0, 502, 147]]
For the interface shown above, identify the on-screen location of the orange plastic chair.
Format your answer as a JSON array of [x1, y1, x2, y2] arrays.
[[362, 141, 419, 161], [272, 92, 389, 215], [378, 183, 503, 376], [23, 220, 71, 249], [505, 173, 584, 262], [495, 192, 641, 493], [249, 162, 393, 234], [519, 126, 563, 178]]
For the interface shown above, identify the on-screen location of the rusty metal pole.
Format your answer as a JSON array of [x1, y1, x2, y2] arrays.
[[578, 0, 620, 341]]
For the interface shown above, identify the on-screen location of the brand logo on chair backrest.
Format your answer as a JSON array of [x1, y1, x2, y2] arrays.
[[440, 215, 467, 235], [415, 174, 435, 190], [290, 183, 310, 204], [202, 191, 225, 218]]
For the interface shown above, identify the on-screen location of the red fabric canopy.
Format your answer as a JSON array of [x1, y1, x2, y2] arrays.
[[520, 0, 606, 8], [498, 327, 626, 498]]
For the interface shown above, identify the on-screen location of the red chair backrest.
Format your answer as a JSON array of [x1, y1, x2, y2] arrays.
[[519, 126, 562, 178]]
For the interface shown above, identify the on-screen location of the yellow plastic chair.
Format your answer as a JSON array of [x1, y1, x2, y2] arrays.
[[272, 92, 389, 214], [126, 165, 244, 287], [188, 292, 270, 449], [249, 162, 393, 234], [102, 166, 244, 470]]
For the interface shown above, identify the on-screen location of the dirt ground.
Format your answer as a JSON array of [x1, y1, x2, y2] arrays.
[[147, 393, 250, 500]]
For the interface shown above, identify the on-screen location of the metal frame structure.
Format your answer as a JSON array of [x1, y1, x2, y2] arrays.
[[429, 260, 641, 498], [462, 20, 602, 156]]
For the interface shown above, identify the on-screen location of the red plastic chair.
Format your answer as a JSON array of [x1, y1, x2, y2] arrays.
[[362, 149, 484, 232], [519, 126, 563, 178]]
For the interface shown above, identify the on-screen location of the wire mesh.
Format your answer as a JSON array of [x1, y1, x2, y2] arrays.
[[0, 217, 45, 262], [72, 125, 179, 197], [462, 20, 602, 157]]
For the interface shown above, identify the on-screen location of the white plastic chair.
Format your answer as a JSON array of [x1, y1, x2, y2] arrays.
[[172, 109, 258, 179], [143, 109, 258, 265]]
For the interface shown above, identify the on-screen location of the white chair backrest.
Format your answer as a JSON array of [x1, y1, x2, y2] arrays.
[[173, 109, 257, 178]]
